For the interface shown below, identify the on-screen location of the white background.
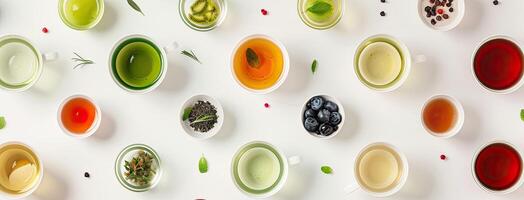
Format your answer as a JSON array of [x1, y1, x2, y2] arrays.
[[1, 0, 524, 199]]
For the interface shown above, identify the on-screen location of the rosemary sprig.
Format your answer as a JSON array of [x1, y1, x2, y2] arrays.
[[190, 114, 216, 125], [72, 52, 94, 69], [181, 50, 201, 64], [127, 0, 144, 16]]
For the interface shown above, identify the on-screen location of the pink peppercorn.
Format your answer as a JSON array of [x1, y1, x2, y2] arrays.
[[42, 27, 49, 33], [261, 9, 268, 15]]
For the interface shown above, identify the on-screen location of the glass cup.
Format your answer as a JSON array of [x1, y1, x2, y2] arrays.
[[114, 144, 162, 192], [231, 141, 300, 198], [0, 141, 43, 199], [420, 94, 464, 138], [471, 35, 524, 94], [345, 142, 409, 197], [108, 34, 173, 94], [179, 0, 227, 31], [297, 0, 344, 30], [230, 34, 290, 94], [354, 34, 426, 92], [471, 140, 523, 194], [0, 35, 57, 92], [58, 0, 105, 30], [57, 94, 101, 139]]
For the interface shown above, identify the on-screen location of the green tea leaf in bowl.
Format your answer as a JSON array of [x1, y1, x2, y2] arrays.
[[307, 1, 332, 15], [246, 48, 260, 68], [199, 155, 208, 173], [321, 165, 332, 174], [183, 107, 193, 121]]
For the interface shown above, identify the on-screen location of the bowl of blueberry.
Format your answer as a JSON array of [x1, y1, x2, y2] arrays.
[[301, 95, 345, 139]]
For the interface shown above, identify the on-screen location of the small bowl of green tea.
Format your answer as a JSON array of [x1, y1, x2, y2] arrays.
[[115, 144, 162, 192], [58, 0, 104, 30], [109, 34, 168, 94], [179, 0, 227, 31], [0, 141, 43, 199], [180, 94, 224, 140], [297, 0, 344, 30]]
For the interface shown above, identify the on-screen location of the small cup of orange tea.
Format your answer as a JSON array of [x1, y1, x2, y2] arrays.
[[230, 34, 289, 94], [420, 94, 464, 138], [57, 94, 101, 138]]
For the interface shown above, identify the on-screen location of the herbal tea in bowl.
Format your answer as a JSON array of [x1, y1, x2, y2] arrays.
[[231, 34, 290, 94], [180, 94, 224, 140], [57, 94, 101, 139], [115, 144, 162, 192], [179, 0, 227, 31], [58, 0, 104, 30], [301, 94, 345, 139], [0, 141, 43, 199], [297, 0, 344, 30], [109, 34, 170, 94]]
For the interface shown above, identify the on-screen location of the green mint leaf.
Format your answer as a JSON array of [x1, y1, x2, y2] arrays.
[[520, 109, 524, 122], [321, 166, 332, 174], [199, 155, 208, 173], [183, 107, 193, 121], [0, 116, 5, 129], [246, 48, 260, 68], [307, 1, 332, 15]]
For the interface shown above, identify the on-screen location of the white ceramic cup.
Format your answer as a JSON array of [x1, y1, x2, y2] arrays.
[[420, 94, 464, 138], [108, 34, 173, 94], [354, 34, 426, 92], [0, 141, 44, 199], [57, 94, 101, 138], [471, 35, 524, 94], [231, 141, 300, 198], [179, 94, 224, 140], [0, 35, 57, 92], [417, 0, 465, 31], [471, 140, 524, 195], [345, 142, 409, 197], [230, 34, 290, 94], [300, 94, 345, 139]]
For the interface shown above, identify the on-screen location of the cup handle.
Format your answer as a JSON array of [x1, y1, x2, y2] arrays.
[[163, 41, 179, 54], [288, 156, 301, 166], [42, 52, 58, 62], [414, 54, 426, 64], [344, 184, 359, 194]]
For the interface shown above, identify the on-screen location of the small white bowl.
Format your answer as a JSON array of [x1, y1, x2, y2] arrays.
[[417, 0, 465, 31], [420, 94, 464, 138], [57, 94, 101, 139], [179, 94, 224, 140], [300, 94, 345, 139]]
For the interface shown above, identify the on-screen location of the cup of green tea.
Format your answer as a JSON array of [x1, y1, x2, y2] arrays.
[[231, 141, 300, 198], [354, 34, 426, 92], [109, 34, 169, 94], [0, 35, 57, 92], [345, 142, 408, 197], [0, 141, 43, 199], [58, 0, 105, 30]]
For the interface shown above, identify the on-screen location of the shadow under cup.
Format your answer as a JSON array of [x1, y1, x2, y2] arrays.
[[354, 35, 410, 92], [231, 142, 287, 198], [109, 35, 166, 93]]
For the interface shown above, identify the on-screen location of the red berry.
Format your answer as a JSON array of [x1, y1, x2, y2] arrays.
[[437, 9, 444, 14], [264, 103, 270, 108], [440, 154, 446, 160], [42, 27, 48, 33], [261, 9, 268, 15]]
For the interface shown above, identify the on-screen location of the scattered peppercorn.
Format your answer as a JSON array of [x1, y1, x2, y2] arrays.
[[84, 172, 90, 178], [436, 16, 442, 21], [261, 9, 268, 15], [42, 27, 48, 33], [440, 154, 447, 160], [431, 19, 436, 25], [442, 14, 449, 19], [380, 0, 386, 3], [264, 103, 270, 108], [380, 11, 386, 16], [437, 8, 444, 14], [493, 0, 499, 5]]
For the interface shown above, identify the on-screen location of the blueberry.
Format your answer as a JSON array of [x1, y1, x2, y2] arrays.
[[318, 123, 335, 136], [330, 112, 342, 125], [304, 117, 319, 132], [304, 109, 316, 118], [317, 109, 331, 123], [309, 96, 325, 111], [324, 101, 339, 112]]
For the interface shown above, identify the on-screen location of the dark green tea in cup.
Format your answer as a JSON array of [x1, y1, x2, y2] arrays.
[[110, 36, 164, 92]]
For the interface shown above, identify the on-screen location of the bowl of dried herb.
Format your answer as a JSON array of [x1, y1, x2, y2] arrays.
[[180, 94, 224, 140], [114, 144, 162, 192]]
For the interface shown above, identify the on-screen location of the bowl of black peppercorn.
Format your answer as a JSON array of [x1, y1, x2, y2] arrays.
[[301, 95, 345, 139]]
